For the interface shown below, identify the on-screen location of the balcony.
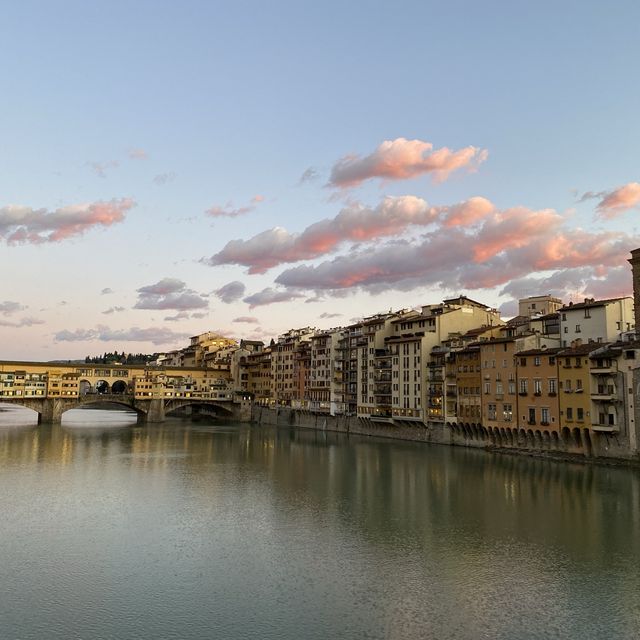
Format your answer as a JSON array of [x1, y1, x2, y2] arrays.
[[591, 392, 618, 402], [591, 424, 619, 433]]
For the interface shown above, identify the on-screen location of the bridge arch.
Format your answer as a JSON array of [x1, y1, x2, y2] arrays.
[[95, 380, 110, 394], [111, 380, 128, 394], [164, 399, 234, 418]]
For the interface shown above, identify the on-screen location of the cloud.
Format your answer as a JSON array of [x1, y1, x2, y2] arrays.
[[274, 202, 638, 298], [102, 306, 125, 315], [134, 278, 208, 310], [164, 311, 190, 322], [0, 198, 135, 244], [153, 172, 176, 185], [299, 167, 319, 184], [243, 287, 305, 308], [319, 312, 342, 319], [214, 281, 246, 304], [596, 182, 640, 218], [206, 195, 265, 218], [205, 195, 436, 273], [327, 137, 488, 189], [0, 316, 44, 328], [54, 325, 190, 345], [233, 316, 259, 324], [101, 287, 114, 295], [191, 312, 208, 319], [0, 301, 26, 316], [87, 160, 119, 178], [128, 148, 147, 160]]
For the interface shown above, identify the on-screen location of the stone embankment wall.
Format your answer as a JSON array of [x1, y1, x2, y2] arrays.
[[251, 406, 639, 465]]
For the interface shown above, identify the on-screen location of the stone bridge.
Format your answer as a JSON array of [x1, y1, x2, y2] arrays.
[[1, 394, 251, 424]]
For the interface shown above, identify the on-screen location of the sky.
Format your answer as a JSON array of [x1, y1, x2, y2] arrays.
[[1, 0, 640, 361]]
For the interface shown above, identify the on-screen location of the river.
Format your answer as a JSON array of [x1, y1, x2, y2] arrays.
[[1, 405, 639, 639]]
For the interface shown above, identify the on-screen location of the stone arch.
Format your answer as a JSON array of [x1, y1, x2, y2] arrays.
[[95, 380, 110, 394], [583, 428, 593, 457], [79, 380, 93, 396], [164, 399, 234, 418], [572, 427, 582, 447], [111, 380, 128, 394]]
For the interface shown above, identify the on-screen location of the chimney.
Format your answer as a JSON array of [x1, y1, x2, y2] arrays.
[[628, 249, 640, 334]]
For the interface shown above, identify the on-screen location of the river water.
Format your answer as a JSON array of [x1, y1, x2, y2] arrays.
[[1, 405, 639, 640]]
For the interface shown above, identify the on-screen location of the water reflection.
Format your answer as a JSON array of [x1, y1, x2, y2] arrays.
[[0, 409, 639, 639]]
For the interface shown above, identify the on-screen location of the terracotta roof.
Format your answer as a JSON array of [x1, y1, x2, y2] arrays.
[[516, 347, 563, 356]]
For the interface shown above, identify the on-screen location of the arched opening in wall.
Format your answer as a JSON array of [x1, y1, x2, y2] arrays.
[[572, 427, 582, 447], [79, 380, 93, 396], [543, 431, 551, 447], [561, 427, 571, 443], [551, 431, 559, 444], [95, 380, 110, 395], [111, 381, 127, 395], [583, 428, 593, 456]]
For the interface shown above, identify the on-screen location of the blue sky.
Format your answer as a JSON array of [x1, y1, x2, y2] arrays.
[[1, 1, 640, 359]]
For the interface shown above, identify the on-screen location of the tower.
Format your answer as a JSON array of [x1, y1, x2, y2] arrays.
[[628, 248, 640, 335]]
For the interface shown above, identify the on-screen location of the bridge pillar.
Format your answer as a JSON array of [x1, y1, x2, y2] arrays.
[[238, 399, 252, 422], [39, 398, 65, 424], [144, 398, 166, 423]]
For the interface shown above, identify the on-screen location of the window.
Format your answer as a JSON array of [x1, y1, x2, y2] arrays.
[[534, 379, 542, 394], [503, 403, 513, 421], [528, 407, 536, 424], [548, 378, 557, 394], [484, 382, 491, 394], [508, 380, 516, 394], [519, 379, 528, 394], [576, 379, 583, 391], [566, 407, 573, 420], [585, 308, 591, 318], [575, 324, 581, 333], [564, 327, 568, 333], [541, 407, 549, 424], [520, 357, 527, 366], [534, 356, 541, 366], [577, 408, 584, 421], [496, 381, 503, 394], [488, 403, 497, 420]]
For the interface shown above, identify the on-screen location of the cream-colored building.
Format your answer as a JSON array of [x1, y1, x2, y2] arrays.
[[518, 295, 563, 318], [559, 297, 634, 348]]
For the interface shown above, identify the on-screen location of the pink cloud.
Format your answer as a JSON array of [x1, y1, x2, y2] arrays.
[[441, 197, 495, 227], [274, 212, 639, 297], [0, 198, 135, 244], [205, 195, 436, 273], [596, 182, 640, 218], [328, 137, 488, 188], [472, 207, 562, 262], [206, 195, 265, 218]]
